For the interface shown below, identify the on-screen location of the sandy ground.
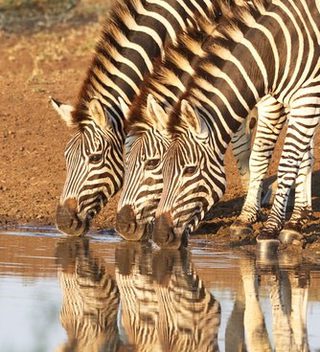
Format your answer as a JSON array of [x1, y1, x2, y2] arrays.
[[0, 2, 319, 250]]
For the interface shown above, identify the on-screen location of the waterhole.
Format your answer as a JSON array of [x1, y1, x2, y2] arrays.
[[0, 226, 319, 351]]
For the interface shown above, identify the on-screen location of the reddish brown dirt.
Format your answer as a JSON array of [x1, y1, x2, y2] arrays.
[[0, 6, 319, 249]]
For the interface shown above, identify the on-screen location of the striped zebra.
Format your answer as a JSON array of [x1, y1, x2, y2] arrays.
[[117, 2, 314, 243], [55, 237, 120, 352], [115, 242, 221, 351], [51, 0, 228, 236], [149, 0, 320, 249], [116, 1, 269, 241]]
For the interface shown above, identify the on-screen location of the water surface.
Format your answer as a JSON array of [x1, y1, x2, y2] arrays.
[[0, 227, 319, 351]]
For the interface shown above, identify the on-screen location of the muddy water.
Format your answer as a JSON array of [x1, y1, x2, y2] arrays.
[[0, 227, 320, 351]]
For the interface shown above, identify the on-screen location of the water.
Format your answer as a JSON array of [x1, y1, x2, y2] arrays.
[[0, 227, 320, 352]]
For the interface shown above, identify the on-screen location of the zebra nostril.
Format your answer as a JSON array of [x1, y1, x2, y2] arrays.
[[64, 198, 78, 214], [152, 212, 174, 245], [56, 202, 88, 236], [116, 205, 137, 234], [129, 221, 137, 235]]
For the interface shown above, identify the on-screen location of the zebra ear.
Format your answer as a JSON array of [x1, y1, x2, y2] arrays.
[[146, 94, 169, 131], [180, 100, 208, 137], [50, 97, 75, 127], [89, 98, 110, 129]]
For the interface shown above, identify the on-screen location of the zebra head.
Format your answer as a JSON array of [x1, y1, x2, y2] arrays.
[[53, 97, 124, 236], [152, 100, 226, 249], [116, 95, 171, 241]]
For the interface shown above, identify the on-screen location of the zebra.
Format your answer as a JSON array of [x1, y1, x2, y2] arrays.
[[115, 242, 221, 351], [55, 237, 120, 352], [116, 1, 271, 241], [117, 2, 314, 244], [149, 0, 320, 249], [52, 0, 232, 236]]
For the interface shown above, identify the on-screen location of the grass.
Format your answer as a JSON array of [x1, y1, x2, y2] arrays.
[[0, 0, 114, 32]]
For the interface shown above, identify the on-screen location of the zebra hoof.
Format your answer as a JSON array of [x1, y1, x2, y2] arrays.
[[256, 231, 280, 254], [229, 220, 253, 242], [279, 227, 303, 245]]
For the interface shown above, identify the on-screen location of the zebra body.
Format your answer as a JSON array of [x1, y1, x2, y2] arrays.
[[151, 0, 320, 248], [53, 0, 222, 236]]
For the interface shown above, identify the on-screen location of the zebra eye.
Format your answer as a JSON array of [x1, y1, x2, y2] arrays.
[[183, 166, 197, 177], [145, 158, 160, 170], [88, 153, 102, 163]]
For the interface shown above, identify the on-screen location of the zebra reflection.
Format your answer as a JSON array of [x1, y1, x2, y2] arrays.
[[226, 254, 309, 352], [115, 243, 221, 351], [55, 238, 120, 352]]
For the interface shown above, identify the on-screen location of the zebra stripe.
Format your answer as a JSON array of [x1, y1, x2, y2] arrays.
[[55, 0, 221, 236], [152, 0, 319, 248]]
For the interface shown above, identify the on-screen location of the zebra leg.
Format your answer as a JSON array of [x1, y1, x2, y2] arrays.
[[257, 94, 320, 250], [279, 139, 315, 244], [269, 271, 297, 351], [240, 256, 272, 351], [231, 109, 257, 192], [230, 97, 286, 241], [288, 271, 310, 352]]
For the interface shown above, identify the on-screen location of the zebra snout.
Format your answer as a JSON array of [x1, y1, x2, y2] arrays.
[[116, 205, 147, 241], [152, 212, 178, 248], [56, 199, 87, 236]]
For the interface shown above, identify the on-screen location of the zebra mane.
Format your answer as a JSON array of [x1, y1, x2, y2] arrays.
[[126, 0, 269, 134], [167, 0, 271, 135], [71, 0, 148, 124]]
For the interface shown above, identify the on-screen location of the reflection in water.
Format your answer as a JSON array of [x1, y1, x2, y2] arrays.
[[55, 238, 120, 352], [226, 253, 310, 352], [115, 243, 221, 351], [51, 234, 314, 351]]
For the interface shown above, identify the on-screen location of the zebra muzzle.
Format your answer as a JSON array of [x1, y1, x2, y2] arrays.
[[116, 205, 148, 241], [152, 212, 177, 248], [56, 199, 88, 236]]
